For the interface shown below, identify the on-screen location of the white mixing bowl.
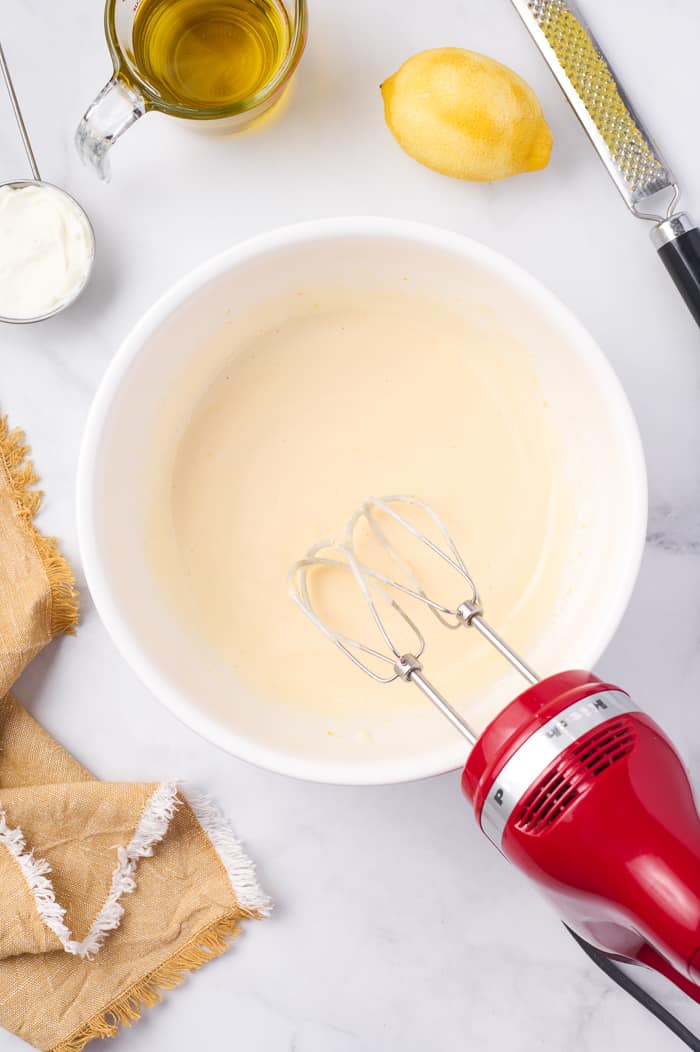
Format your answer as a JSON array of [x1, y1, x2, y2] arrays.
[[77, 217, 647, 785]]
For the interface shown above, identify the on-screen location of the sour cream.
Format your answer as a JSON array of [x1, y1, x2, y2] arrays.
[[0, 183, 94, 321]]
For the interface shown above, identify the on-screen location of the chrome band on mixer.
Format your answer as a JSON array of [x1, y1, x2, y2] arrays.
[[479, 690, 638, 849]]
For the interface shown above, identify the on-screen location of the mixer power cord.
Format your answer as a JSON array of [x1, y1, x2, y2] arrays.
[[567, 928, 700, 1051]]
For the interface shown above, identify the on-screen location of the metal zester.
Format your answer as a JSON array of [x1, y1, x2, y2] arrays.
[[511, 0, 700, 328]]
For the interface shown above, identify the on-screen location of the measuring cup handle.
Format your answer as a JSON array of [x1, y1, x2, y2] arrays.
[[75, 75, 146, 181]]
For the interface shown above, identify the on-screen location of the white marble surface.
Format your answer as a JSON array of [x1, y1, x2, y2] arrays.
[[2, 0, 700, 1048]]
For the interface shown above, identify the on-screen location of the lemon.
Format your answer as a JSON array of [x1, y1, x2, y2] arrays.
[[381, 48, 553, 181]]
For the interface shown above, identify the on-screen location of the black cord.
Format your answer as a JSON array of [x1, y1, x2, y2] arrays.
[[566, 926, 700, 1051]]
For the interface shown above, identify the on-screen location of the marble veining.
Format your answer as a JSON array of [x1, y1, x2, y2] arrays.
[[2, 0, 700, 1049], [648, 503, 700, 554]]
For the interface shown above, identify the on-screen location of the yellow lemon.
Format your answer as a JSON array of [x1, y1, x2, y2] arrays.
[[381, 48, 553, 181]]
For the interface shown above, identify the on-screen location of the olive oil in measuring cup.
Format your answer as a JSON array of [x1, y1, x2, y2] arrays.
[[76, 0, 306, 178], [132, 0, 291, 110]]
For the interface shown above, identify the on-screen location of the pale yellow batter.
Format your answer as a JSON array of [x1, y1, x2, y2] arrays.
[[147, 290, 573, 726]]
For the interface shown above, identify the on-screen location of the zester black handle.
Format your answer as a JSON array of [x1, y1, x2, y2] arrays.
[[652, 213, 700, 329]]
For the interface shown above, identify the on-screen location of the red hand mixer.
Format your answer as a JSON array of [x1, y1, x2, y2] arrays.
[[289, 496, 700, 1037]]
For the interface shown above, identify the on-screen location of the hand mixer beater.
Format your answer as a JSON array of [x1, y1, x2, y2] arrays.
[[290, 495, 700, 1039]]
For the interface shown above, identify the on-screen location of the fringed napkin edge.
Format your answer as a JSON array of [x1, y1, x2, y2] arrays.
[[0, 416, 79, 638], [48, 786, 272, 1052], [0, 417, 272, 1052]]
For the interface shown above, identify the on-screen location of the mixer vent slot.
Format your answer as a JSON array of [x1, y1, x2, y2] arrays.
[[514, 716, 637, 835], [571, 717, 636, 774]]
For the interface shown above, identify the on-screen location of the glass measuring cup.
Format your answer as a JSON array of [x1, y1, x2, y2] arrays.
[[76, 0, 307, 180]]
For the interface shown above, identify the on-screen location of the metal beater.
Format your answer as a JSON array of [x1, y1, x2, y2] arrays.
[[289, 494, 539, 744]]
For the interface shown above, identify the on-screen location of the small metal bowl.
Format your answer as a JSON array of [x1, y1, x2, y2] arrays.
[[0, 179, 96, 326]]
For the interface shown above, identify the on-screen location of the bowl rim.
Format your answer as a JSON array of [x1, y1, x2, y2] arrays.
[[76, 216, 648, 785]]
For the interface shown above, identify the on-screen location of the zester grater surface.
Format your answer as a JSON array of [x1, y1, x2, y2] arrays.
[[512, 0, 676, 211]]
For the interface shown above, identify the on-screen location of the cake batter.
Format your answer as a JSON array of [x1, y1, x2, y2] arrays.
[[147, 290, 574, 726]]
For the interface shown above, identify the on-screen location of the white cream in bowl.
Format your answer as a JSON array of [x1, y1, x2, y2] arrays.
[[77, 219, 647, 784]]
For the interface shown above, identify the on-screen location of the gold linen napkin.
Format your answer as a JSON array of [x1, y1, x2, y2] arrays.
[[0, 418, 270, 1052]]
